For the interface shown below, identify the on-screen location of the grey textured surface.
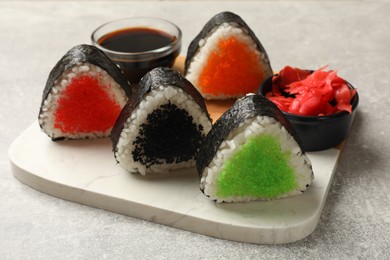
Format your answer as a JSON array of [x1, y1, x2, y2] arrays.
[[1, 1, 389, 259]]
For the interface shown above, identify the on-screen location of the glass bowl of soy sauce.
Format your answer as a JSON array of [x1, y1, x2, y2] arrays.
[[92, 17, 182, 83]]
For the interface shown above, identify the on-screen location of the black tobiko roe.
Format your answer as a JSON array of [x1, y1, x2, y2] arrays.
[[132, 102, 205, 168]]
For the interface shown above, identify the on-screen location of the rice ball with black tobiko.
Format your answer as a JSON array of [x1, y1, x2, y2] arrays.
[[112, 67, 212, 175], [38, 44, 131, 141]]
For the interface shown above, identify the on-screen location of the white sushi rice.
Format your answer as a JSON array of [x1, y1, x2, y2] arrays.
[[186, 22, 272, 99], [200, 116, 313, 203], [115, 85, 212, 175], [39, 62, 128, 140]]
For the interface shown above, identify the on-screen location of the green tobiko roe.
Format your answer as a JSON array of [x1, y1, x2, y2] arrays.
[[216, 134, 298, 199]]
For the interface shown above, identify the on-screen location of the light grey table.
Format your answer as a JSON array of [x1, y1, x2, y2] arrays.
[[1, 1, 389, 259]]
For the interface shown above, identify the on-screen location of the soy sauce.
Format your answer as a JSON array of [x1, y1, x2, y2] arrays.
[[98, 27, 179, 83], [98, 27, 176, 53]]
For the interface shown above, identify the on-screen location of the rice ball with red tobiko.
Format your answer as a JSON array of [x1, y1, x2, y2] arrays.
[[265, 66, 357, 117]]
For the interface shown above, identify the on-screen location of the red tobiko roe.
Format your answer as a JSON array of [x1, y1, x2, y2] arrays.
[[266, 66, 357, 116], [54, 75, 122, 134]]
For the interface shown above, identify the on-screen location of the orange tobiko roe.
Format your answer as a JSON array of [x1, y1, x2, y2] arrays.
[[54, 75, 122, 133], [198, 37, 265, 97]]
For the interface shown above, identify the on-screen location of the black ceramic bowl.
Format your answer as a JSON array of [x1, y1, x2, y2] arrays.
[[259, 74, 359, 151]]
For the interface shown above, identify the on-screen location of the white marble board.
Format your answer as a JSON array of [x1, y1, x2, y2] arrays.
[[9, 121, 341, 244]]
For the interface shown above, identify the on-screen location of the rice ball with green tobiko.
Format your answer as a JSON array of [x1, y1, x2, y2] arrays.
[[111, 67, 212, 175], [196, 94, 313, 203]]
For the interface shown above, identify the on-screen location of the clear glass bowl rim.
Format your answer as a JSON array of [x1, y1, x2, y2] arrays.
[[91, 16, 182, 62]]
